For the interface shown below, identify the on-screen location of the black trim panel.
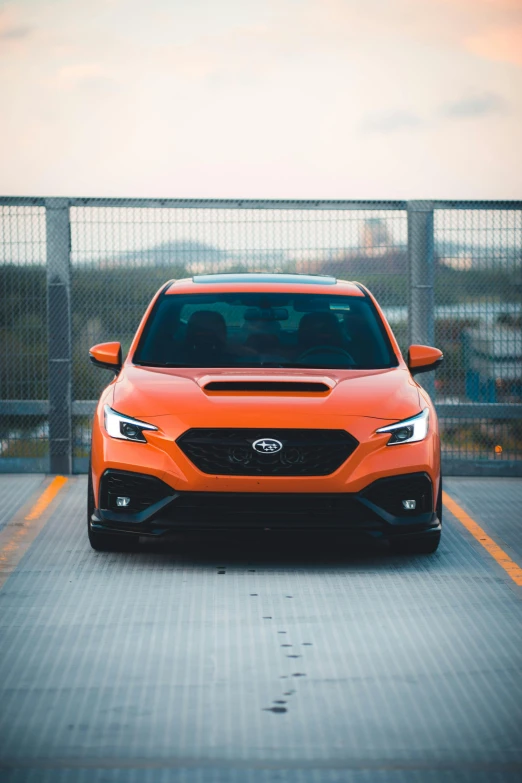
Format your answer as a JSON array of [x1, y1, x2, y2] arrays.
[[92, 470, 439, 537]]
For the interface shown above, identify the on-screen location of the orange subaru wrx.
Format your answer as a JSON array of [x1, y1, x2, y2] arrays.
[[88, 274, 443, 553]]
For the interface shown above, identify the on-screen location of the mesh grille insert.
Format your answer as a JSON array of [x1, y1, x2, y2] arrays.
[[176, 428, 358, 476]]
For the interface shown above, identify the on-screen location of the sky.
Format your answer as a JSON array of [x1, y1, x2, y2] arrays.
[[1, 0, 521, 200]]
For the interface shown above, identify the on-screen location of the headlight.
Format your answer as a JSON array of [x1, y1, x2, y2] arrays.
[[376, 408, 429, 445], [104, 405, 158, 443]]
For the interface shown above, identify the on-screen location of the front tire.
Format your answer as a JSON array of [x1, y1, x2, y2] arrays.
[[87, 459, 139, 552], [436, 474, 443, 524]]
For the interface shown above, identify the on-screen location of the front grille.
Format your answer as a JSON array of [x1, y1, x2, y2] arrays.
[[100, 470, 173, 512], [176, 428, 358, 476], [362, 473, 433, 517]]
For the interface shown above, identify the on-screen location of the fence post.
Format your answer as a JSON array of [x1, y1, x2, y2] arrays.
[[408, 200, 435, 398], [45, 198, 72, 474]]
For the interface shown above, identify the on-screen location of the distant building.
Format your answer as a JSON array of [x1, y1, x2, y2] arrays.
[[439, 255, 473, 271], [294, 250, 332, 274], [362, 219, 391, 256]]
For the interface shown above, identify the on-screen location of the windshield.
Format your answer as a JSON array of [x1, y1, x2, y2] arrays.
[[134, 292, 398, 370]]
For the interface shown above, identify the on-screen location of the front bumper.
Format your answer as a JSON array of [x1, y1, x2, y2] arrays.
[[90, 470, 441, 540]]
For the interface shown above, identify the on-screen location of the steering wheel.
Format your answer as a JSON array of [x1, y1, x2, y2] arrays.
[[297, 345, 355, 363]]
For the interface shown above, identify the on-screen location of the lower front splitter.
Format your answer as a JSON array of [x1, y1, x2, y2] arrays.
[[92, 489, 440, 537]]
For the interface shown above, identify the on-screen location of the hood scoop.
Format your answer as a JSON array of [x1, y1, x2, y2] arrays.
[[203, 381, 330, 393]]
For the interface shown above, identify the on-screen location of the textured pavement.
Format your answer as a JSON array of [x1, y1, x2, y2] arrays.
[[0, 476, 521, 783], [0, 475, 47, 533]]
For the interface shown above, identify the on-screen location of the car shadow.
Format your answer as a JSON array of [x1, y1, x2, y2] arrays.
[[129, 530, 402, 569]]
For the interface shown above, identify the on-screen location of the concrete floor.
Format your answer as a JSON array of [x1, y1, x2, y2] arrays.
[[0, 475, 521, 783]]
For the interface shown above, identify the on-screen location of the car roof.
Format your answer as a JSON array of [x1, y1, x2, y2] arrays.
[[193, 273, 336, 285], [165, 274, 365, 297]]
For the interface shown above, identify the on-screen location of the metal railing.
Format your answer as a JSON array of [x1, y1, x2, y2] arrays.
[[1, 196, 521, 476]]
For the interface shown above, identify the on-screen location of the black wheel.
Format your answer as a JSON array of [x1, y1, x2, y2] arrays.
[[87, 458, 139, 552], [390, 530, 441, 555]]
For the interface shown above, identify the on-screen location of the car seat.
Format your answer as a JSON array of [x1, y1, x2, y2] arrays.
[[185, 311, 227, 355], [297, 312, 345, 352]]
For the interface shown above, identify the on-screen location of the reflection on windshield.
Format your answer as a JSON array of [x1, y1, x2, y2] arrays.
[[134, 293, 397, 370]]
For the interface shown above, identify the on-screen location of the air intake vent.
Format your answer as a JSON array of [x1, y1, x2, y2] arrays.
[[204, 381, 330, 393], [362, 473, 433, 517], [100, 470, 173, 512]]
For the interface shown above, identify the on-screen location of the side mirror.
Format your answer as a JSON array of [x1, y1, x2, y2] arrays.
[[408, 344, 443, 376], [89, 342, 122, 374]]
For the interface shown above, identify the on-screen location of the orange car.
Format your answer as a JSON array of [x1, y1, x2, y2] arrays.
[[88, 274, 443, 553]]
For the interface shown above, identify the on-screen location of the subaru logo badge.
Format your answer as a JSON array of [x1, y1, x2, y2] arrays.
[[252, 438, 283, 454]]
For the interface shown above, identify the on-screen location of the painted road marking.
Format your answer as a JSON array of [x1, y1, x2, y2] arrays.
[[24, 475, 68, 520], [443, 490, 522, 586], [0, 475, 69, 590]]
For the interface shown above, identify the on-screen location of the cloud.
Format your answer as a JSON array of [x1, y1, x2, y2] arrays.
[[361, 110, 423, 134], [305, 0, 522, 69], [0, 6, 32, 41], [431, 0, 522, 66], [465, 26, 522, 68], [436, 0, 522, 10], [0, 24, 31, 40], [362, 92, 507, 136], [159, 0, 522, 90], [52, 63, 118, 91], [442, 92, 507, 118], [1, 0, 521, 201], [162, 23, 290, 84]]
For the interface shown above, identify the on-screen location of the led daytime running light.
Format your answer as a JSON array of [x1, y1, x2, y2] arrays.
[[376, 408, 429, 446], [104, 405, 158, 443]]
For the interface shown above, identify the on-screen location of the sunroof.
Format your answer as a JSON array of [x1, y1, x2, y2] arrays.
[[192, 273, 337, 285]]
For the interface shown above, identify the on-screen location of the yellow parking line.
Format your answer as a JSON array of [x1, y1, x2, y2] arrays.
[[0, 475, 69, 590], [443, 490, 522, 586], [24, 475, 68, 520]]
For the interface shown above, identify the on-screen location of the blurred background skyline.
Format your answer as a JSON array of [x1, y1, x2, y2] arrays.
[[1, 0, 521, 199]]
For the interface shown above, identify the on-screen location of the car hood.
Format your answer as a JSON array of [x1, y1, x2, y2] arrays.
[[113, 365, 420, 422]]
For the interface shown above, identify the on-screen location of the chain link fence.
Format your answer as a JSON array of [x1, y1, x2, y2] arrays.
[[1, 197, 520, 475], [434, 206, 522, 469], [0, 205, 48, 470]]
